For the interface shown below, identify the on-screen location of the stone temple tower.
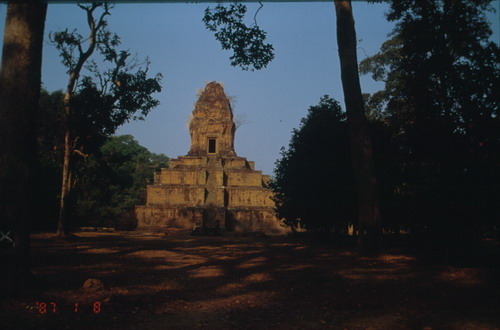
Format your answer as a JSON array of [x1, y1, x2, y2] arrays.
[[135, 82, 286, 234], [188, 82, 236, 157]]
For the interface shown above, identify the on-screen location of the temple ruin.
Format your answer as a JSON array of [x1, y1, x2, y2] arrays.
[[135, 82, 286, 234]]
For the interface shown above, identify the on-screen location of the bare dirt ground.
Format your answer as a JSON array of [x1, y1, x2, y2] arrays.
[[1, 231, 499, 329]]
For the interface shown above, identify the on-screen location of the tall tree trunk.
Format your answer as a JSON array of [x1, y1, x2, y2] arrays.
[[56, 91, 74, 237], [334, 0, 380, 255], [0, 3, 47, 292], [56, 128, 72, 237]]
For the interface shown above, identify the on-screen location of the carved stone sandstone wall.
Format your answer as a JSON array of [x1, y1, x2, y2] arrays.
[[135, 82, 286, 235], [188, 82, 236, 157]]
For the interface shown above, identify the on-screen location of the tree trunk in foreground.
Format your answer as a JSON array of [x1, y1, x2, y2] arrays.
[[334, 0, 381, 255], [0, 3, 47, 292]]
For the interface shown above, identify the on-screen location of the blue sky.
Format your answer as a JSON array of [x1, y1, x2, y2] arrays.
[[0, 2, 498, 175]]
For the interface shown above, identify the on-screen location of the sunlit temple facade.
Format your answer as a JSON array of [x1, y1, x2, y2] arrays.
[[135, 82, 285, 234]]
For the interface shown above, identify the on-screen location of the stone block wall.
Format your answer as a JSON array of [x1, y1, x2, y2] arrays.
[[169, 156, 206, 167], [136, 205, 203, 229], [159, 168, 206, 185], [226, 170, 263, 187], [223, 157, 248, 169], [226, 208, 285, 234], [146, 186, 205, 206], [227, 187, 275, 208]]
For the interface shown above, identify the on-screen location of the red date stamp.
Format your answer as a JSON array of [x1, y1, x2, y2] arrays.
[[34, 301, 102, 314]]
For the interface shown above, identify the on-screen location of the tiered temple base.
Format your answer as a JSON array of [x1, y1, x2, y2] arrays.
[[135, 155, 285, 234]]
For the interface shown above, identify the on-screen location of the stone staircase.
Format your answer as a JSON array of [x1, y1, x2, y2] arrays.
[[203, 156, 225, 228]]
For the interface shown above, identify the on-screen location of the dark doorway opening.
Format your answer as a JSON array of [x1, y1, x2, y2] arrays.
[[208, 139, 216, 154]]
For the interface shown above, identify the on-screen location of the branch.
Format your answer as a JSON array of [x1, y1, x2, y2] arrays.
[[111, 51, 130, 83], [203, 3, 274, 71], [71, 136, 79, 151], [91, 60, 107, 94], [76, 42, 83, 58], [67, 4, 110, 94], [254, 1, 264, 26], [95, 3, 111, 32], [83, 4, 97, 35], [71, 136, 88, 160], [73, 149, 89, 160]]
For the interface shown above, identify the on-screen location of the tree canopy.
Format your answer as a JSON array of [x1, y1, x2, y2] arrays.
[[271, 96, 355, 233], [203, 3, 274, 71], [360, 0, 500, 249], [74, 135, 169, 230], [49, 3, 162, 236], [37, 88, 169, 231]]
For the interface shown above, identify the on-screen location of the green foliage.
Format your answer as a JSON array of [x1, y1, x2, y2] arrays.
[[74, 135, 169, 230], [271, 95, 396, 234], [360, 0, 500, 244], [48, 2, 162, 164], [270, 96, 355, 232], [48, 3, 162, 234], [38, 89, 65, 161], [203, 3, 274, 71], [70, 65, 162, 154], [37, 89, 167, 231]]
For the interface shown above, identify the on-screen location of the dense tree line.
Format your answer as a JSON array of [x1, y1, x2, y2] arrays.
[[270, 96, 355, 233], [272, 0, 499, 256], [37, 91, 169, 231], [271, 96, 392, 236], [365, 0, 499, 250], [49, 3, 162, 236], [33, 3, 164, 233], [73, 135, 168, 230]]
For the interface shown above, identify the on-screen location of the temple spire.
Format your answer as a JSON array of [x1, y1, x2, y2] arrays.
[[188, 82, 236, 156]]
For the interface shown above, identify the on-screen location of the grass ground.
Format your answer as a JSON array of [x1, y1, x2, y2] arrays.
[[1, 231, 499, 329]]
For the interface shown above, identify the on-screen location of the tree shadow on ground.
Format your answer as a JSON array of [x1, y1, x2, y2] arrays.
[[1, 232, 499, 329]]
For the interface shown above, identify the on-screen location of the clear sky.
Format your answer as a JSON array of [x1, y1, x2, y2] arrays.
[[0, 1, 498, 176]]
